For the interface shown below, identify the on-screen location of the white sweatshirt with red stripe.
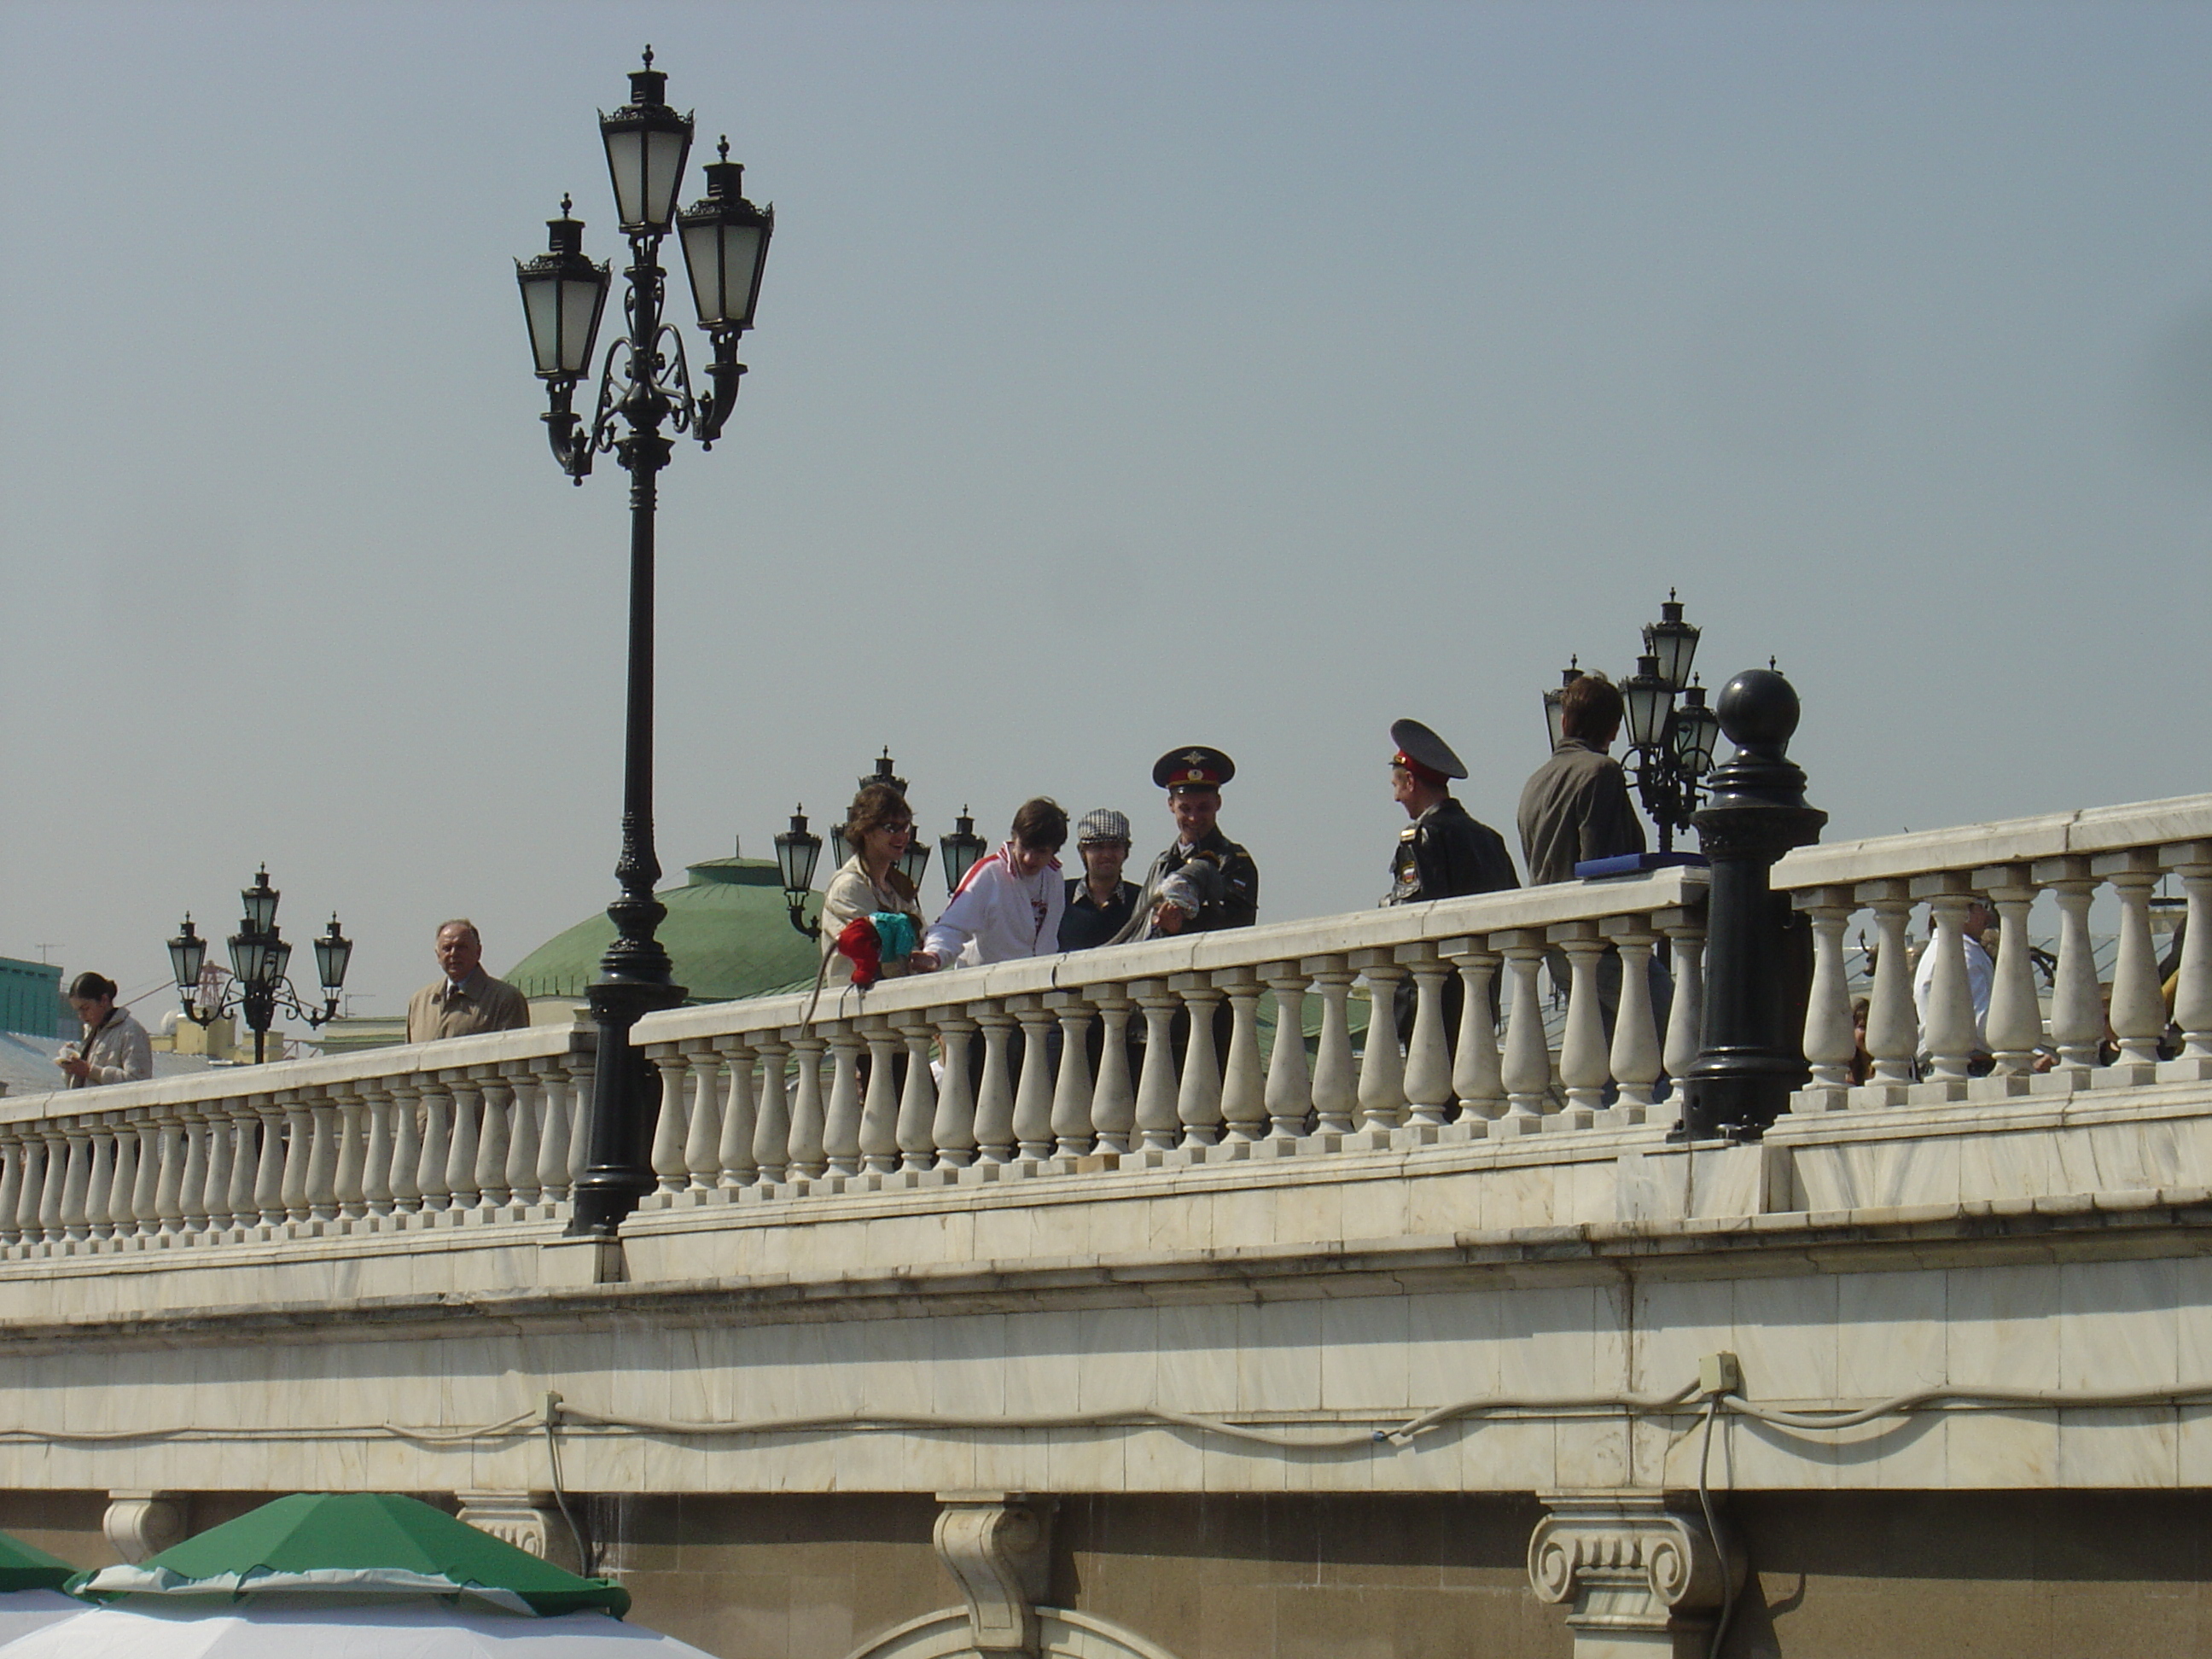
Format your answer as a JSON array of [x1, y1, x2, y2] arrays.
[[923, 843, 1067, 968]]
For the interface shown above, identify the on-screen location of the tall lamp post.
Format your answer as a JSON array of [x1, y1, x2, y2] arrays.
[[515, 49, 774, 1238], [1543, 591, 1724, 856], [166, 868, 352, 1064]]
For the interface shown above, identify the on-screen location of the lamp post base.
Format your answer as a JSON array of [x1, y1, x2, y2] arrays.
[[568, 974, 686, 1237]]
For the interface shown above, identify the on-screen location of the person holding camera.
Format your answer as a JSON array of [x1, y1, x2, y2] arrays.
[[55, 972, 152, 1088]]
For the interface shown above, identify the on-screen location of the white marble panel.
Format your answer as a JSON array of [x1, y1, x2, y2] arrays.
[[1121, 1425, 1209, 1490], [1946, 1406, 2059, 1487], [1456, 1417, 1557, 1492], [1944, 1263, 2062, 1391], [1837, 1270, 1947, 1396], [1405, 1170, 1476, 1238], [1821, 1410, 1948, 1488], [1404, 1287, 1502, 1409], [1045, 1427, 1126, 1493], [1002, 1309, 1084, 1418], [1074, 1307, 1160, 1411], [1339, 1177, 1410, 1243], [1633, 1278, 1732, 1400], [1145, 1190, 1213, 1253], [1497, 1284, 1600, 1399], [1731, 1273, 1839, 1402], [1237, 1298, 1323, 1413], [2055, 1407, 2179, 1487], [1273, 1179, 1346, 1247], [1155, 1304, 1240, 1415], [1318, 1295, 1411, 1412], [1083, 1196, 1152, 1259], [1718, 1412, 1837, 1492], [1209, 1185, 1277, 1253], [1954, 1130, 2054, 1205], [2057, 1258, 2180, 1392]]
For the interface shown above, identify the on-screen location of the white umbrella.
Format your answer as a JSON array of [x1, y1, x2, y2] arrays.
[[0, 1591, 84, 1645], [0, 1595, 723, 1658]]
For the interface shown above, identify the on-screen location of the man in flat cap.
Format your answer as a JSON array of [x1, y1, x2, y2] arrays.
[[1060, 807, 1142, 952], [1383, 719, 1519, 906], [1112, 746, 1260, 944]]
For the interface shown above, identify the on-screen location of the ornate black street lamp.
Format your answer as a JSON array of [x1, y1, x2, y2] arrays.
[[940, 809, 987, 896], [515, 49, 774, 1239], [166, 868, 352, 1064], [776, 750, 963, 936], [1543, 591, 1724, 854]]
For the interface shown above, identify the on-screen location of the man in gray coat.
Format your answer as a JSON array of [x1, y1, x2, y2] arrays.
[[1516, 672, 1644, 884]]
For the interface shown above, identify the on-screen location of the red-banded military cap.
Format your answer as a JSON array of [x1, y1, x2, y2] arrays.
[[1389, 718, 1467, 786], [1152, 745, 1236, 792]]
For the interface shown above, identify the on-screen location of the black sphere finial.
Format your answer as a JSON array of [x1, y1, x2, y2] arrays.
[[1715, 667, 1800, 750], [560, 191, 573, 217], [719, 135, 731, 161], [643, 44, 655, 68]]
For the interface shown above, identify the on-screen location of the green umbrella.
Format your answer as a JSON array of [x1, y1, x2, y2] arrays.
[[69, 1493, 628, 1618], [0, 1529, 75, 1593]]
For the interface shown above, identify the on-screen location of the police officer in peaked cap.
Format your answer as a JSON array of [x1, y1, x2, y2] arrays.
[[1384, 719, 1519, 906], [1111, 745, 1260, 943]]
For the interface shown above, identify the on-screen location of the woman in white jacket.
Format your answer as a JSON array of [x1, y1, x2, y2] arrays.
[[918, 799, 1069, 969]]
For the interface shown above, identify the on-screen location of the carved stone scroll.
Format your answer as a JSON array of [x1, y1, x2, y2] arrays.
[[933, 1491, 1056, 1655], [456, 1489, 582, 1575], [1528, 1489, 1737, 1659], [104, 1490, 188, 1563]]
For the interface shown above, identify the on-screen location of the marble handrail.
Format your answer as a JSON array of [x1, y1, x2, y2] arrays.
[[626, 870, 1708, 1203], [0, 1022, 594, 1255], [1775, 792, 2212, 1104]]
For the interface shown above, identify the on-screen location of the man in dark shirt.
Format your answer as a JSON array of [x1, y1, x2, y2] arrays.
[[1383, 719, 1519, 905], [1516, 673, 1645, 884], [1060, 808, 1141, 951], [1111, 747, 1260, 943]]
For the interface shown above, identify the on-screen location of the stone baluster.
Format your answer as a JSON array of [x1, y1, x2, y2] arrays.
[[360, 1085, 395, 1220], [2100, 849, 2165, 1069], [333, 1087, 368, 1223], [87, 1120, 120, 1242], [222, 1107, 258, 1238], [127, 1117, 162, 1244], [504, 1072, 542, 1213], [1656, 911, 1705, 1105], [445, 1075, 484, 1213], [1549, 923, 1608, 1125], [1981, 864, 2045, 1080], [931, 1014, 978, 1169], [388, 1078, 425, 1215], [751, 1037, 792, 1185], [1348, 952, 1406, 1138], [1918, 883, 1982, 1085], [1217, 969, 1267, 1144], [786, 1033, 829, 1181], [891, 1017, 937, 1173], [1129, 981, 1181, 1155], [2170, 843, 2212, 1067], [972, 1005, 1019, 1165], [60, 1122, 93, 1244], [1494, 930, 1551, 1132], [166, 1114, 200, 1240], [0, 1133, 25, 1248], [1442, 939, 1503, 1123], [821, 1025, 864, 1179], [1793, 888, 1857, 1102], [279, 1091, 315, 1225], [1047, 992, 1096, 1159], [1603, 916, 1664, 1121], [640, 1049, 689, 1196], [146, 1110, 184, 1243], [859, 1021, 902, 1176], [2040, 858, 2103, 1072], [682, 1044, 724, 1193], [1087, 992, 1137, 1155], [534, 1063, 573, 1206], [305, 1091, 340, 1225], [1398, 946, 1453, 1131], [1009, 998, 1057, 1164], [474, 1076, 515, 1214], [1173, 973, 1225, 1150], [1859, 881, 1918, 1092], [715, 1042, 758, 1190], [566, 1058, 593, 1190], [416, 1076, 455, 1214], [1306, 957, 1359, 1138], [253, 1097, 288, 1230], [1260, 964, 1311, 1143], [25, 1132, 59, 1246]]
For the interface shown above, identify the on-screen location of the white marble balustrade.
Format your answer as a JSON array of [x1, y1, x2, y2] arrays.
[[629, 869, 1708, 1205], [1775, 791, 2212, 1109], [0, 1022, 594, 1256]]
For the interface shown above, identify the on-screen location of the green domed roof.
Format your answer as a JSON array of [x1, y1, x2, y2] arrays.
[[505, 855, 823, 1004]]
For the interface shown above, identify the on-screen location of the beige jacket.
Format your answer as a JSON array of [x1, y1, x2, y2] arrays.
[[819, 856, 926, 982]]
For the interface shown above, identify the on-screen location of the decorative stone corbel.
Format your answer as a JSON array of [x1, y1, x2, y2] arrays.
[[933, 1491, 1056, 1655], [1528, 1490, 1738, 1659], [103, 1490, 188, 1563], [456, 1490, 583, 1575]]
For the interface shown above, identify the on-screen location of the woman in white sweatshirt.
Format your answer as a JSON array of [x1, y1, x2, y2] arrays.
[[918, 799, 1069, 969]]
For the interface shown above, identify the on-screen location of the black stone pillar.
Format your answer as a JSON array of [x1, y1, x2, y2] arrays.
[[1676, 669, 1826, 1140]]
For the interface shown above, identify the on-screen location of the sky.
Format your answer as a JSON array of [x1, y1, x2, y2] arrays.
[[3, 1, 2209, 1018]]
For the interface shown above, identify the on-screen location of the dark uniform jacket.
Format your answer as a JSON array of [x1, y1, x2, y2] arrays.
[[1385, 797, 1520, 905], [1110, 827, 1260, 944], [1516, 739, 1645, 885], [1060, 877, 1141, 952]]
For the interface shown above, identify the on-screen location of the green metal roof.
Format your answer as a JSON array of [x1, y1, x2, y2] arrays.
[[504, 856, 823, 1006]]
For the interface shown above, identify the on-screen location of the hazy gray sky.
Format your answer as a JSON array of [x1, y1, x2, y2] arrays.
[[3, 2, 2209, 1016]]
